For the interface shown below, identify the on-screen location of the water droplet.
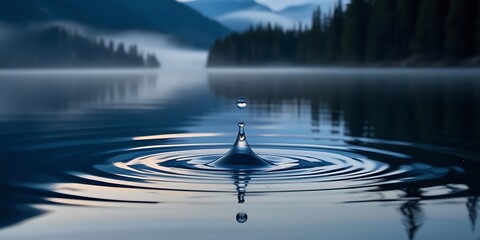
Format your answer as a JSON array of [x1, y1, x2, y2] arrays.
[[236, 212, 248, 223], [236, 97, 247, 109], [238, 122, 245, 128]]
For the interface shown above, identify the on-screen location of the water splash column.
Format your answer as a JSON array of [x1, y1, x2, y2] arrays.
[[208, 97, 273, 170]]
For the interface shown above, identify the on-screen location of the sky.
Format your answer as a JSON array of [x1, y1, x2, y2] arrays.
[[256, 0, 340, 11], [178, 0, 341, 11]]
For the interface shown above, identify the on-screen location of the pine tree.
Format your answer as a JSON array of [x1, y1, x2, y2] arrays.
[[414, 0, 449, 60], [342, 0, 371, 63], [146, 54, 160, 67], [129, 45, 139, 57], [310, 6, 325, 64], [312, 6, 322, 31], [395, 0, 421, 59], [296, 33, 308, 64], [367, 0, 395, 62], [446, 0, 477, 59], [205, 0, 478, 66], [477, 2, 480, 54], [108, 41, 115, 53], [326, 1, 344, 63], [0, 27, 157, 68]]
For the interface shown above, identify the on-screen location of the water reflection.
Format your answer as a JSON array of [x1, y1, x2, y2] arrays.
[[207, 70, 480, 238], [0, 69, 479, 239], [399, 199, 425, 240], [233, 172, 250, 204], [0, 206, 43, 230], [208, 70, 480, 149], [0, 70, 213, 229], [232, 171, 251, 223], [467, 196, 479, 231], [398, 188, 426, 240], [236, 212, 248, 224], [0, 70, 212, 120], [0, 72, 158, 118]]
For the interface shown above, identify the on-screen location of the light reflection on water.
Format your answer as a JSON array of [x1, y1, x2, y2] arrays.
[[0, 69, 479, 240]]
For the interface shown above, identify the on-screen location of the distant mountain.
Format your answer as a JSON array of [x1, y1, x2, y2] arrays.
[[184, 0, 319, 31], [278, 3, 318, 25], [0, 0, 230, 48], [217, 11, 293, 31], [185, 0, 271, 18], [185, 0, 294, 31]]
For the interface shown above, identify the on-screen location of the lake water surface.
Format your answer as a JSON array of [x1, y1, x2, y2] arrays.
[[0, 68, 479, 240]]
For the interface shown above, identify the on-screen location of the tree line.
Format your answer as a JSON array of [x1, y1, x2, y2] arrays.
[[0, 26, 160, 68], [208, 0, 480, 66]]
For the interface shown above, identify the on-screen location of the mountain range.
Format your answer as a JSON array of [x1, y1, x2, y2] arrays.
[[184, 0, 271, 18], [184, 0, 321, 31], [0, 0, 231, 48]]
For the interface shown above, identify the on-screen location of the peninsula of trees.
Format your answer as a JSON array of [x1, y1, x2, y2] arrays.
[[208, 0, 480, 67], [0, 27, 160, 69]]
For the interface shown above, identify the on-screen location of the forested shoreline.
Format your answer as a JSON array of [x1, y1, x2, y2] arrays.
[[208, 0, 480, 67], [0, 27, 160, 69]]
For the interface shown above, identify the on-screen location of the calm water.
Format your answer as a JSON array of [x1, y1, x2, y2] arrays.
[[0, 68, 479, 240]]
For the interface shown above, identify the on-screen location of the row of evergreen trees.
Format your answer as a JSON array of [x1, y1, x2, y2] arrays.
[[0, 27, 160, 68], [208, 0, 480, 66]]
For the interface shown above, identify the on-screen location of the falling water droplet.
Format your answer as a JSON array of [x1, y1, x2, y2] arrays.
[[236, 97, 247, 109]]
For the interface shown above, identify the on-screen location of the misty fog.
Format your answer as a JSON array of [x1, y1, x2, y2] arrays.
[[98, 31, 208, 69], [1, 21, 208, 70]]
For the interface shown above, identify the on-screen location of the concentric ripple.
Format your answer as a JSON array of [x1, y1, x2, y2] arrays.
[[95, 144, 395, 192], [9, 128, 478, 206], [43, 133, 474, 204]]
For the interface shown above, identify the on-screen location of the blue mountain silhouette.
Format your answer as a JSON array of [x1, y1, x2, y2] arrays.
[[0, 0, 231, 48]]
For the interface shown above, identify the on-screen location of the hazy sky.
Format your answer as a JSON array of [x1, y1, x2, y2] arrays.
[[256, 0, 340, 11], [178, 0, 342, 11]]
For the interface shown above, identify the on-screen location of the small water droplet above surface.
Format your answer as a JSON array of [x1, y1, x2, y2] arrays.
[[236, 97, 247, 109]]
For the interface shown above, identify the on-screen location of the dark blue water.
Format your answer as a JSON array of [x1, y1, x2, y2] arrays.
[[0, 68, 479, 240]]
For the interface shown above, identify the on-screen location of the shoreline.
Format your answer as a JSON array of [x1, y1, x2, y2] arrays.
[[207, 56, 480, 68]]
